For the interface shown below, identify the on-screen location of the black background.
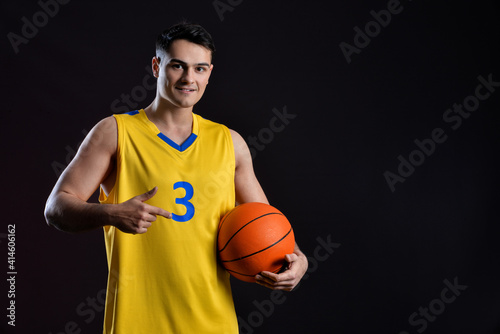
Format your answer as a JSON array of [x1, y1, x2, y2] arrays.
[[1, 0, 500, 333]]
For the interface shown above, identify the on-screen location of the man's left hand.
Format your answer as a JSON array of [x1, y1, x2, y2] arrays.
[[255, 249, 308, 291]]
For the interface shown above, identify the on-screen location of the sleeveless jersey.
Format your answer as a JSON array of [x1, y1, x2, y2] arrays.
[[99, 109, 238, 333]]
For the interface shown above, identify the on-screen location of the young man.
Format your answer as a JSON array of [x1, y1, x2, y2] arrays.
[[45, 23, 308, 333]]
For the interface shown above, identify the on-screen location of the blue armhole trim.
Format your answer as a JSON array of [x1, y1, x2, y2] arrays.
[[157, 133, 198, 152], [125, 110, 139, 115]]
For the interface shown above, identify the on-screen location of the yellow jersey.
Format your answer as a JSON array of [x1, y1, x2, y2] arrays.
[[99, 109, 238, 333]]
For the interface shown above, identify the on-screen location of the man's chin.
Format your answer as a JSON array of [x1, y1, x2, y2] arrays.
[[175, 98, 202, 109]]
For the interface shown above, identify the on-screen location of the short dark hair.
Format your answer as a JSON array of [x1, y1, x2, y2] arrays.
[[156, 22, 216, 61]]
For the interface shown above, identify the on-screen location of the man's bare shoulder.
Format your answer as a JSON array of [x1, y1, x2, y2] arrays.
[[94, 116, 117, 136], [229, 128, 242, 141], [229, 129, 247, 152], [78, 116, 118, 158], [228, 128, 252, 169]]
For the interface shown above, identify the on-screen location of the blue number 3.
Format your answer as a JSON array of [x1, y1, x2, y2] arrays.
[[172, 181, 195, 222]]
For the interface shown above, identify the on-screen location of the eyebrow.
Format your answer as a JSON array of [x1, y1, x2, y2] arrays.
[[169, 58, 211, 67]]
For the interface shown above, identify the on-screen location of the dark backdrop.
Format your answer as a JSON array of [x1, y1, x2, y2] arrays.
[[1, 0, 500, 333]]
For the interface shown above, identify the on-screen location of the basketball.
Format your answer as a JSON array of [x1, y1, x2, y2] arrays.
[[217, 202, 295, 282]]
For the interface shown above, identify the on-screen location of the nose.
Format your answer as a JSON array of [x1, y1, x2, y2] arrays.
[[181, 67, 195, 84]]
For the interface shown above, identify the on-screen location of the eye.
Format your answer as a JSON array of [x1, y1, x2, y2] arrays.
[[196, 67, 206, 72], [172, 64, 182, 69]]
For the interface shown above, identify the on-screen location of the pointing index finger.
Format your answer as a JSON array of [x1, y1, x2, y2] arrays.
[[150, 205, 172, 219]]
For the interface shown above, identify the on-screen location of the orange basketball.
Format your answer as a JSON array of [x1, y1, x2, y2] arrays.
[[217, 202, 295, 282]]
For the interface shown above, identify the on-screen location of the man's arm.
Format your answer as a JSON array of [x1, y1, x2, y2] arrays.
[[44, 117, 171, 234], [230, 129, 308, 291]]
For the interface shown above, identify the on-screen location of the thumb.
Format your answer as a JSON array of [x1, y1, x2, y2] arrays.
[[135, 186, 158, 202], [285, 253, 297, 263]]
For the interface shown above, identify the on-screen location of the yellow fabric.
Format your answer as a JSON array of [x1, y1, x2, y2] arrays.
[[99, 109, 238, 333]]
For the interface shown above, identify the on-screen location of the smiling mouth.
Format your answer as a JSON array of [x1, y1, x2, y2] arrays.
[[175, 87, 196, 93]]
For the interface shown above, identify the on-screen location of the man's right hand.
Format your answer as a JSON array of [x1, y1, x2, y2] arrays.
[[110, 187, 172, 234], [45, 117, 172, 234]]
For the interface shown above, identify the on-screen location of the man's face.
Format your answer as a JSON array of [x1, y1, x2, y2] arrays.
[[154, 39, 213, 110]]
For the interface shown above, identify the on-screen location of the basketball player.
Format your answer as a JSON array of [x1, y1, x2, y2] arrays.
[[44, 23, 308, 333]]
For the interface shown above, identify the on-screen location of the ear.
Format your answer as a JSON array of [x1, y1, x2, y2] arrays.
[[152, 56, 160, 78], [207, 64, 214, 83]]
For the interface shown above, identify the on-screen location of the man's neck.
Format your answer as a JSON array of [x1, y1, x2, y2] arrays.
[[143, 98, 194, 145]]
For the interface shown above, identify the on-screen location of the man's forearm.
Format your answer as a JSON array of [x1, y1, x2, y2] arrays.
[[44, 192, 109, 233]]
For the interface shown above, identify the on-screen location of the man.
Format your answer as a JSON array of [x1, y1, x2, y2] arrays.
[[45, 23, 308, 333]]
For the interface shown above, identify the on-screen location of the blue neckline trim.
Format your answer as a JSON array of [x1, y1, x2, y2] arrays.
[[157, 132, 198, 152], [125, 110, 139, 115]]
